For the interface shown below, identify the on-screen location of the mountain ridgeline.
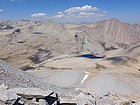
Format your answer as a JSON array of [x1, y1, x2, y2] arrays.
[[0, 18, 140, 67]]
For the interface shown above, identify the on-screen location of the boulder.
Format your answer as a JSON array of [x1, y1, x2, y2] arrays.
[[74, 92, 95, 105], [39, 99, 48, 105]]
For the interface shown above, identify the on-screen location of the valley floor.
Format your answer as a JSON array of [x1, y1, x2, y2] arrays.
[[27, 55, 140, 102]]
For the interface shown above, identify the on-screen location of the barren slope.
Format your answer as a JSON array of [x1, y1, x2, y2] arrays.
[[72, 18, 140, 48]]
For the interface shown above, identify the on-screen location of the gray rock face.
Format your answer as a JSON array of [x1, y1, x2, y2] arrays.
[[75, 32, 104, 54], [31, 20, 70, 42]]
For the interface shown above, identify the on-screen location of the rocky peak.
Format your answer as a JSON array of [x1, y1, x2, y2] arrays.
[[109, 18, 121, 22], [0, 20, 13, 29], [46, 19, 55, 24], [0, 20, 12, 25], [46, 19, 65, 29], [15, 20, 38, 27]]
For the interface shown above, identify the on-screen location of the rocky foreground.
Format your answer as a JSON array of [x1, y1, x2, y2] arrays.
[[0, 83, 139, 105]]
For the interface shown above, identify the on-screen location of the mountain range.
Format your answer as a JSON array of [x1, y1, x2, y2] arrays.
[[0, 18, 140, 104]]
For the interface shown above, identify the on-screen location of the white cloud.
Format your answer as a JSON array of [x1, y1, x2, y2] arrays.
[[64, 5, 99, 14], [54, 14, 65, 18], [54, 11, 65, 18], [31, 13, 47, 18], [0, 9, 3, 12], [78, 12, 95, 17], [30, 5, 106, 23], [52, 5, 106, 23], [57, 11, 63, 14]]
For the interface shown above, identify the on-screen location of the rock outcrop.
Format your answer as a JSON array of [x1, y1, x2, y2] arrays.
[[0, 84, 136, 105]]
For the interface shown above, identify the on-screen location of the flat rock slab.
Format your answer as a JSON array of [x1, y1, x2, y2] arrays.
[[0, 88, 53, 102]]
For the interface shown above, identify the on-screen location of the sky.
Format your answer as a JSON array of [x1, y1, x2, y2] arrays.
[[0, 0, 140, 23]]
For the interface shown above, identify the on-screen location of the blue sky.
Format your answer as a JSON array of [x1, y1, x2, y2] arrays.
[[0, 0, 140, 23]]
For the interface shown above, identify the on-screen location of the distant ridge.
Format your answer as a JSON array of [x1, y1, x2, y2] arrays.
[[73, 18, 140, 48], [0, 20, 13, 29], [0, 18, 140, 67]]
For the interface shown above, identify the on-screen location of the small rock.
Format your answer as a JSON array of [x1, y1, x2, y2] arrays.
[[18, 98, 26, 104], [39, 99, 47, 105], [0, 68, 5, 74], [32, 98, 37, 102]]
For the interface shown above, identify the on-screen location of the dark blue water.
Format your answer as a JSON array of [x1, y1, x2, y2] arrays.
[[78, 54, 104, 59]]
